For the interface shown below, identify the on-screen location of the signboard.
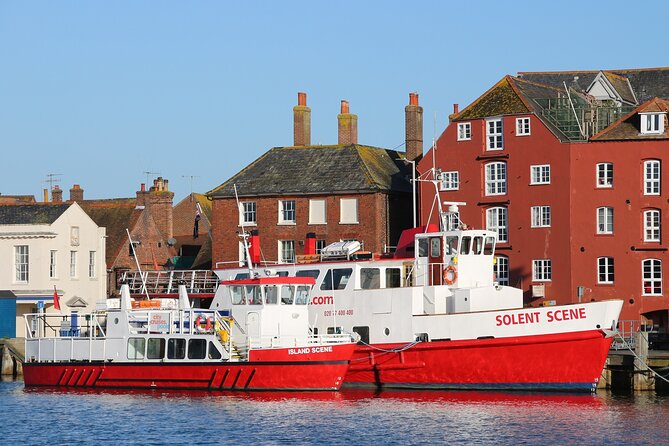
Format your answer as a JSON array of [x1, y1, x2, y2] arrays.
[[37, 300, 44, 310], [148, 312, 170, 333]]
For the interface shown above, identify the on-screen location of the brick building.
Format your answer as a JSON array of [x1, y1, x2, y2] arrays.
[[418, 67, 669, 326], [172, 193, 212, 269], [207, 93, 420, 266]]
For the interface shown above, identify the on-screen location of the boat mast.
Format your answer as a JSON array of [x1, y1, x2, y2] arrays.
[[234, 184, 255, 277], [126, 228, 151, 300]]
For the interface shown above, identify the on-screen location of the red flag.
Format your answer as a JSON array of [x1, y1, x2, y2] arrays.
[[53, 286, 61, 311], [151, 247, 159, 270]]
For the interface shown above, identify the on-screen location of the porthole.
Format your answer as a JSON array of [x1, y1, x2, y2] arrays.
[[384, 328, 390, 336]]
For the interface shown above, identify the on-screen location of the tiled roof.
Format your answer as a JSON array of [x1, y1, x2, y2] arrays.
[[207, 144, 412, 198], [0, 195, 36, 205], [0, 204, 70, 225], [454, 76, 531, 120], [603, 72, 636, 104], [591, 98, 669, 141], [173, 193, 211, 238], [80, 202, 141, 266]]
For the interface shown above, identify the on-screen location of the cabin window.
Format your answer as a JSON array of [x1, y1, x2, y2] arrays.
[[246, 285, 262, 305], [386, 268, 401, 288], [264, 285, 278, 304], [460, 236, 472, 255], [276, 271, 289, 277], [327, 327, 343, 334], [208, 341, 222, 359], [352, 326, 370, 344], [430, 238, 441, 257], [147, 338, 165, 359], [280, 285, 295, 304], [234, 273, 249, 280], [360, 268, 381, 289], [320, 268, 353, 290], [188, 339, 207, 359], [417, 238, 428, 257], [167, 338, 186, 359], [444, 236, 458, 255], [295, 285, 310, 304], [484, 236, 495, 255], [230, 285, 244, 305], [296, 270, 320, 280], [127, 338, 145, 360], [472, 236, 484, 255]]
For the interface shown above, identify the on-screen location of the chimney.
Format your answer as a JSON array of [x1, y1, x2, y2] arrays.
[[52, 185, 63, 203], [405, 92, 423, 161], [293, 92, 311, 146], [338, 100, 358, 145], [249, 230, 261, 264], [304, 232, 317, 255], [43, 188, 49, 203], [137, 177, 174, 239], [69, 184, 84, 202], [453, 103, 459, 114]]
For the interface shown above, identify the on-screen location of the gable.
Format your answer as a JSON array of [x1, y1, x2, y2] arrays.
[[456, 77, 531, 121]]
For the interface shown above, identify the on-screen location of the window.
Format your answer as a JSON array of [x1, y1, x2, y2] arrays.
[[360, 268, 381, 289], [316, 239, 326, 254], [598, 257, 614, 284], [644, 160, 661, 195], [49, 250, 57, 279], [70, 226, 80, 246], [440, 171, 460, 191], [596, 163, 613, 188], [640, 113, 664, 135], [486, 118, 503, 150], [279, 240, 295, 264], [644, 210, 661, 242], [240, 202, 256, 225], [642, 259, 662, 295], [495, 256, 509, 286], [486, 207, 508, 243], [320, 268, 353, 290], [167, 338, 186, 359], [188, 339, 207, 360], [457, 122, 471, 141], [531, 206, 551, 228], [279, 200, 296, 224], [70, 251, 77, 278], [147, 338, 165, 359], [280, 285, 295, 305], [127, 338, 145, 359], [530, 165, 550, 185], [597, 207, 614, 234], [295, 286, 310, 305], [516, 117, 531, 136], [532, 259, 552, 281], [89, 251, 96, 278], [309, 199, 326, 224], [15, 245, 29, 282], [340, 198, 358, 224], [485, 162, 507, 196], [386, 268, 401, 288], [264, 285, 278, 304]]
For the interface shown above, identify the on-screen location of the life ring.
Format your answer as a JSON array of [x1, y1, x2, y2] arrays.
[[443, 265, 458, 285], [195, 315, 213, 333]]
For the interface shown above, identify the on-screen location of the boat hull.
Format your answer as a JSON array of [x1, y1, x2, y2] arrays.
[[23, 343, 355, 391], [345, 330, 612, 392]]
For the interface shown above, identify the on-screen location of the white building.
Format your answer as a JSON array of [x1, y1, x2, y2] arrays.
[[0, 202, 106, 337]]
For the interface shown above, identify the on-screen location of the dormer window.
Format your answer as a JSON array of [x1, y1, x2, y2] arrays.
[[640, 113, 665, 135]]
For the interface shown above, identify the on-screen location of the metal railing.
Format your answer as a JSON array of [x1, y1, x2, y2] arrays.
[[121, 270, 219, 295], [611, 319, 639, 350]]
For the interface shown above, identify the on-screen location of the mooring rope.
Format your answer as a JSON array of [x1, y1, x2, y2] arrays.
[[614, 330, 669, 383]]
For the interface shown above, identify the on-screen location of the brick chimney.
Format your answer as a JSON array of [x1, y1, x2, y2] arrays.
[[136, 177, 174, 239], [52, 185, 63, 203], [293, 92, 311, 146], [338, 100, 358, 145], [69, 184, 84, 202], [405, 92, 423, 161]]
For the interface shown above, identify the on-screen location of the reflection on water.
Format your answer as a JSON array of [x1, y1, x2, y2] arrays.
[[2, 379, 668, 445]]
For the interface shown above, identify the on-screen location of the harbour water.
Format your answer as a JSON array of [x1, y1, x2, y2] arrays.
[[1, 378, 668, 445]]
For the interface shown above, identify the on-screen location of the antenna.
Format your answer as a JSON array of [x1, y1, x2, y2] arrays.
[[182, 175, 200, 200], [143, 171, 160, 185], [45, 173, 63, 191]]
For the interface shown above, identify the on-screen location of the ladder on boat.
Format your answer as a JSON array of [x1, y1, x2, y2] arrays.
[[120, 270, 219, 296]]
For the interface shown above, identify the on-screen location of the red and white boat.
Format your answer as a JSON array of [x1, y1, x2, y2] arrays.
[[211, 202, 623, 392], [23, 274, 356, 391]]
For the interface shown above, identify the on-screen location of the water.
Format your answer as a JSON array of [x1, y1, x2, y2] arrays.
[[1, 378, 668, 445]]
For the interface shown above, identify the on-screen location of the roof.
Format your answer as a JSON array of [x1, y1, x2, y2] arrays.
[[591, 98, 669, 141], [0, 204, 71, 225], [173, 193, 212, 238], [0, 195, 36, 205], [80, 201, 142, 266], [455, 76, 532, 120], [207, 144, 412, 198]]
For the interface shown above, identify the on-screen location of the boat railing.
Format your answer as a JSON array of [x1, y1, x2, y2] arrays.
[[611, 319, 640, 350], [120, 270, 219, 295]]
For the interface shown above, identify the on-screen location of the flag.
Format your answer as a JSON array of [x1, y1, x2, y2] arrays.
[[151, 247, 159, 270], [193, 202, 202, 239], [53, 286, 61, 311]]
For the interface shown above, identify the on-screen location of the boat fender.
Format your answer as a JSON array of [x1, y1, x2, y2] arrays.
[[443, 265, 458, 285]]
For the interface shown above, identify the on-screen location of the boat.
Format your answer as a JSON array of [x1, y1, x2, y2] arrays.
[[207, 201, 623, 392], [22, 274, 356, 391]]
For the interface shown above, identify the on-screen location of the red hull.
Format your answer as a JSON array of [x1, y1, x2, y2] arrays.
[[345, 330, 612, 392], [23, 344, 355, 391]]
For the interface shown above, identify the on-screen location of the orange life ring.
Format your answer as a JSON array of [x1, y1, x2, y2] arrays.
[[443, 265, 458, 285], [195, 315, 213, 333]]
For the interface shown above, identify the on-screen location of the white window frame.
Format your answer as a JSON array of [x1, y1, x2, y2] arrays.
[[339, 198, 359, 224], [644, 209, 661, 242], [279, 240, 295, 264], [516, 117, 531, 136], [439, 171, 460, 191], [531, 206, 551, 228], [597, 207, 614, 234], [642, 259, 662, 296], [49, 250, 57, 279], [644, 160, 661, 195], [597, 257, 614, 284], [485, 162, 507, 196], [70, 251, 77, 278], [596, 163, 613, 188], [457, 122, 471, 141], [640, 113, 665, 135], [89, 251, 96, 278], [308, 199, 326, 225], [532, 259, 552, 282], [279, 200, 296, 225], [240, 201, 257, 225], [316, 239, 326, 254], [486, 118, 503, 150], [494, 256, 509, 286], [530, 164, 550, 185], [15, 245, 29, 283], [486, 207, 508, 243]]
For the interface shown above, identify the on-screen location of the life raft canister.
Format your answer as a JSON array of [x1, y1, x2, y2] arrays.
[[443, 265, 458, 285]]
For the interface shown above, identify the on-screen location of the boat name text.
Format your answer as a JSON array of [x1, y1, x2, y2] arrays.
[[288, 346, 333, 355], [495, 307, 587, 326]]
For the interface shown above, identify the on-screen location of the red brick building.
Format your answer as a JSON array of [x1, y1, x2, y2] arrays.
[[418, 68, 669, 327], [208, 93, 420, 266]]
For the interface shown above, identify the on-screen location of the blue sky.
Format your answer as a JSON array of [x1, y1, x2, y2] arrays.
[[1, 0, 668, 203]]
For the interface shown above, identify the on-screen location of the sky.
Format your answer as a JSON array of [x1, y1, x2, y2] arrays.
[[2, 0, 668, 204]]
